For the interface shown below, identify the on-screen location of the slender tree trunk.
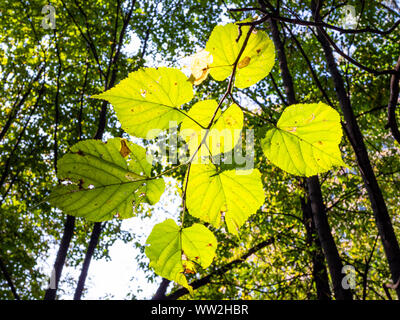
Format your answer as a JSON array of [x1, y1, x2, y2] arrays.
[[152, 278, 170, 300], [266, 8, 352, 300], [72, 0, 137, 300], [311, 0, 400, 299], [301, 196, 331, 300], [0, 256, 20, 300], [73, 222, 102, 300], [307, 176, 352, 300], [44, 215, 75, 300]]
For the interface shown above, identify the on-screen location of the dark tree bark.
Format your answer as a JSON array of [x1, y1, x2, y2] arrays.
[[0, 256, 20, 300], [311, 0, 400, 300], [307, 176, 352, 300], [73, 222, 102, 300], [301, 196, 332, 300], [44, 215, 76, 300], [152, 278, 171, 300]]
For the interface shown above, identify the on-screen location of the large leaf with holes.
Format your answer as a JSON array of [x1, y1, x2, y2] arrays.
[[47, 138, 164, 221], [180, 100, 243, 161], [92, 67, 193, 138], [185, 163, 264, 235], [145, 219, 217, 292], [261, 102, 346, 177], [205, 21, 275, 88]]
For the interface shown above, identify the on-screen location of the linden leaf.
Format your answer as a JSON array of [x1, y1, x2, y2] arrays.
[[261, 102, 346, 177], [205, 21, 275, 88], [47, 138, 164, 221], [145, 219, 217, 293], [92, 67, 193, 138], [185, 163, 265, 235], [180, 100, 243, 160]]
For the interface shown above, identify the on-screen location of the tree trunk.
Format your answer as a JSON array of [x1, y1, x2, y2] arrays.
[[311, 0, 400, 299], [307, 176, 352, 300], [301, 196, 331, 300], [73, 222, 102, 300], [266, 10, 352, 300], [44, 215, 75, 300]]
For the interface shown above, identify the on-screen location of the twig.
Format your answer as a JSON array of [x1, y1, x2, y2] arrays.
[[237, 12, 398, 76]]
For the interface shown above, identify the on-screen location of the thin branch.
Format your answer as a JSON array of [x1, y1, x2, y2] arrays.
[[237, 11, 400, 36], [356, 105, 387, 118], [237, 12, 398, 76], [283, 24, 333, 106], [180, 24, 256, 223], [0, 64, 44, 142], [0, 86, 45, 190], [60, 0, 106, 80], [77, 56, 90, 141], [93, 0, 137, 140], [229, 93, 276, 126], [53, 28, 63, 176], [362, 235, 379, 300], [269, 74, 288, 106], [165, 236, 276, 300]]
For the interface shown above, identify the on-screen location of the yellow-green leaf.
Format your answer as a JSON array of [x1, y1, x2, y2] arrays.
[[92, 67, 193, 138], [261, 102, 346, 177], [185, 164, 265, 235], [47, 138, 164, 221], [180, 100, 243, 160], [205, 22, 275, 88], [145, 219, 217, 293]]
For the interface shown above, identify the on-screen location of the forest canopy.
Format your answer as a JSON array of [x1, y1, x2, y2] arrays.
[[1, 0, 400, 301]]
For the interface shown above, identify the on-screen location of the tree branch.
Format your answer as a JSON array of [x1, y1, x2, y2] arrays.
[[165, 236, 276, 300], [152, 278, 171, 300]]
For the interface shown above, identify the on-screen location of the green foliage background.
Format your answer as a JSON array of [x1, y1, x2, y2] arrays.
[[1, 0, 400, 300]]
